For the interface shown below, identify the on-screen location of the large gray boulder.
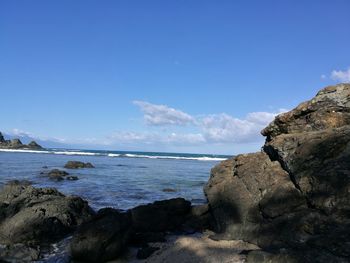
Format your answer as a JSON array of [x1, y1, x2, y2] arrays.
[[205, 84, 350, 261], [0, 181, 94, 245]]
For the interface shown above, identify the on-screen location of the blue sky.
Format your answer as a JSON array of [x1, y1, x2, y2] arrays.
[[1, 0, 349, 154]]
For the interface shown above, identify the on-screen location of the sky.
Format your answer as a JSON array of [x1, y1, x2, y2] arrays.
[[1, 0, 350, 154]]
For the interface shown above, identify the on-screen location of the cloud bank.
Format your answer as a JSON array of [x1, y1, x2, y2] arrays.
[[133, 100, 194, 126], [124, 100, 286, 145], [330, 67, 350, 83]]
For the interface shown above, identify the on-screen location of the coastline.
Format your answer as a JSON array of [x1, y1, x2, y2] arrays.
[[0, 84, 349, 262]]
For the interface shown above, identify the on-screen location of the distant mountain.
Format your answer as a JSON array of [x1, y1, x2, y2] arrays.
[[2, 132, 69, 149]]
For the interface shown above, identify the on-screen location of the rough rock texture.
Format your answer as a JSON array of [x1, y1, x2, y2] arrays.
[[261, 84, 350, 140], [0, 181, 94, 246], [47, 169, 69, 181], [70, 208, 132, 263], [205, 84, 350, 262], [0, 132, 43, 150], [70, 198, 202, 262], [64, 161, 94, 169], [130, 198, 191, 233], [0, 243, 40, 262]]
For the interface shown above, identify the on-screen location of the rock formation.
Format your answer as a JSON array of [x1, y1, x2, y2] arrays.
[[0, 132, 43, 150], [0, 180, 94, 261], [64, 161, 95, 169], [205, 83, 350, 262], [70, 198, 209, 262]]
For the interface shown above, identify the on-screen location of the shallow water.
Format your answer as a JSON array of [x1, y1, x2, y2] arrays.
[[0, 150, 227, 210]]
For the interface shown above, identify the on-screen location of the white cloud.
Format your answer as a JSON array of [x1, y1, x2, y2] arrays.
[[133, 100, 194, 126], [165, 132, 205, 144], [132, 101, 287, 144], [198, 111, 280, 143], [331, 67, 350, 83], [11, 128, 34, 137], [107, 131, 205, 146]]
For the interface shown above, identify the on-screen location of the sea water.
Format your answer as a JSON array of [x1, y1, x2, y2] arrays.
[[0, 149, 229, 210]]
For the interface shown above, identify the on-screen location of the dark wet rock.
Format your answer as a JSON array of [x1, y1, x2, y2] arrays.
[[70, 208, 132, 263], [136, 245, 160, 259], [183, 204, 214, 232], [0, 243, 40, 262], [42, 166, 48, 169], [205, 84, 350, 261], [162, 188, 176, 192], [5, 180, 32, 187], [131, 232, 166, 246], [64, 161, 94, 169], [130, 198, 191, 232], [0, 181, 94, 245], [48, 169, 69, 181], [0, 132, 43, 150]]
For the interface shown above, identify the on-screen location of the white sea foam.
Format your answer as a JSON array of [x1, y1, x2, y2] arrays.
[[0, 148, 227, 161], [108, 153, 121, 157], [52, 151, 99, 156], [122, 153, 226, 161], [0, 149, 52, 154]]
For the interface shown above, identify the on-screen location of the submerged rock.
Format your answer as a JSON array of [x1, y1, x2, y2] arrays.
[[64, 161, 95, 169], [162, 188, 177, 192], [47, 169, 69, 181]]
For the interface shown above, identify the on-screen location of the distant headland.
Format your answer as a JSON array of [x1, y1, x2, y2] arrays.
[[0, 132, 43, 150]]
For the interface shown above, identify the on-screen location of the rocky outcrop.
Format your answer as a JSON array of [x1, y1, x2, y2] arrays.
[[0, 181, 94, 261], [70, 208, 132, 263], [0, 132, 43, 150], [205, 84, 350, 262], [64, 161, 94, 169], [70, 199, 210, 262], [43, 169, 78, 181], [130, 198, 191, 232]]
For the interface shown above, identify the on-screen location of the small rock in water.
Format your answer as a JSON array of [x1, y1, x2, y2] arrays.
[[48, 169, 69, 181], [6, 180, 32, 186], [64, 161, 94, 169], [162, 188, 177, 192]]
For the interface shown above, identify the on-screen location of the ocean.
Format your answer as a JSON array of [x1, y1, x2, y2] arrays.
[[0, 148, 230, 211]]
